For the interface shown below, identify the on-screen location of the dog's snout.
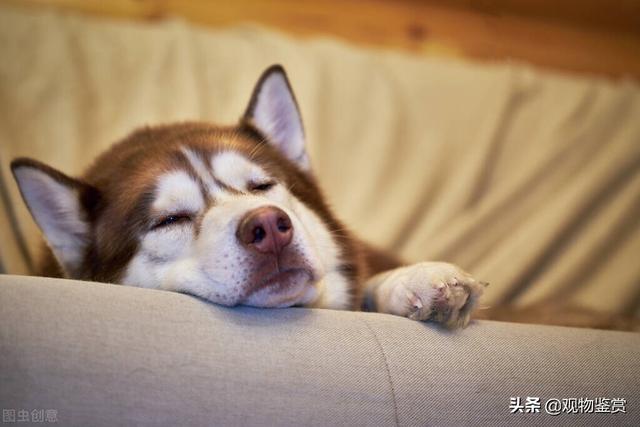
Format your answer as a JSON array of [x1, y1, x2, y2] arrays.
[[238, 206, 293, 255]]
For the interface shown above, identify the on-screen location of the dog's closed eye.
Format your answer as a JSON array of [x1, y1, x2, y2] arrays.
[[249, 181, 276, 192], [152, 213, 193, 230]]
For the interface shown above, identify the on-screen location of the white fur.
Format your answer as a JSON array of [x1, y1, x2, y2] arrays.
[[180, 147, 219, 194], [152, 170, 204, 215], [12, 167, 88, 277], [121, 149, 348, 309], [211, 151, 269, 192], [310, 271, 351, 310]]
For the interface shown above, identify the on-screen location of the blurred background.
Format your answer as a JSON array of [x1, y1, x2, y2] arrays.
[[0, 0, 639, 329]]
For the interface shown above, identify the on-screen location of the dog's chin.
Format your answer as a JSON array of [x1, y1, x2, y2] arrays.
[[242, 269, 317, 308]]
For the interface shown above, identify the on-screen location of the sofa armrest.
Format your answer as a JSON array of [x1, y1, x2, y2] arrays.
[[1, 274, 638, 426]]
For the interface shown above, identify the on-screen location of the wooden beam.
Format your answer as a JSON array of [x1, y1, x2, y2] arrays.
[[425, 0, 640, 35], [2, 0, 639, 79]]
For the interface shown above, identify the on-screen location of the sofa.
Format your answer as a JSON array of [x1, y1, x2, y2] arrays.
[[2, 274, 639, 426]]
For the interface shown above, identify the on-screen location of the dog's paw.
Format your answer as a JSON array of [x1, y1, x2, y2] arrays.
[[383, 262, 486, 329]]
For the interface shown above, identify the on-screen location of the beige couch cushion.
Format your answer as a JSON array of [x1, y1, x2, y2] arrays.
[[1, 274, 639, 426]]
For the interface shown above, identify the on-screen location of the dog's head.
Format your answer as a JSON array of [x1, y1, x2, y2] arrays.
[[12, 65, 357, 309]]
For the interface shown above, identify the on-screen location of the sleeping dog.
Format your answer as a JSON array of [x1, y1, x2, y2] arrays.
[[11, 65, 485, 328]]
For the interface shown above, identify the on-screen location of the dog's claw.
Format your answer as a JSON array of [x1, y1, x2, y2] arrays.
[[407, 290, 423, 309]]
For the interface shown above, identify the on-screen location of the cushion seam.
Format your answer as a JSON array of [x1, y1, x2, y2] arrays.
[[360, 316, 400, 427]]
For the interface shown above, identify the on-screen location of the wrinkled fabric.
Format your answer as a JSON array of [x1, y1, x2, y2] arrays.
[[0, 5, 639, 315]]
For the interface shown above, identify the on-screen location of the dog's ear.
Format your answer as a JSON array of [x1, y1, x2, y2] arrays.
[[11, 158, 100, 278], [242, 64, 310, 171]]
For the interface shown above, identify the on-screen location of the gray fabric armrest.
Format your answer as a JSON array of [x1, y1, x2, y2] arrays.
[[1, 274, 639, 426]]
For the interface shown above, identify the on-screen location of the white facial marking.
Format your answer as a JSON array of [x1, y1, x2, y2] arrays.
[[123, 170, 203, 288], [180, 148, 219, 194], [152, 170, 204, 215], [311, 271, 351, 310], [211, 151, 269, 192], [121, 149, 349, 309]]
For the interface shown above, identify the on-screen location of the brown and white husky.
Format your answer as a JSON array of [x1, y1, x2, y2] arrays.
[[11, 65, 485, 328]]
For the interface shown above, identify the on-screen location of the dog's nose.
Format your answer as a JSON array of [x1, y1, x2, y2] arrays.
[[237, 206, 293, 255]]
